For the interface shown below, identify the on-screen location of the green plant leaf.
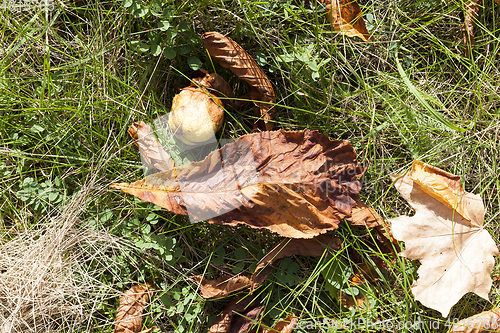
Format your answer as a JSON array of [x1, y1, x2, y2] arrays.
[[158, 20, 170, 31], [187, 56, 202, 70], [133, 7, 149, 18], [163, 46, 176, 59], [122, 0, 133, 8], [234, 247, 246, 260]]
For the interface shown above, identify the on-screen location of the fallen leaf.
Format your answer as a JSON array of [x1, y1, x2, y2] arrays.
[[111, 130, 365, 239], [461, 0, 481, 57], [202, 31, 276, 131], [338, 290, 369, 311], [128, 121, 175, 173], [194, 275, 252, 299], [389, 161, 499, 317], [320, 0, 372, 41], [209, 294, 263, 333], [348, 248, 387, 285], [448, 309, 500, 332], [114, 284, 154, 333], [264, 316, 298, 333], [251, 233, 342, 290]]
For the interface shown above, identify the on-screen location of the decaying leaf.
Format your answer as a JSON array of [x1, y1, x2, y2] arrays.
[[209, 294, 263, 333], [111, 130, 365, 239], [202, 31, 276, 131], [320, 0, 371, 41], [264, 316, 298, 333], [128, 121, 175, 173], [114, 284, 154, 333], [338, 290, 369, 311], [389, 161, 499, 317], [194, 275, 252, 299], [461, 0, 481, 57], [448, 308, 500, 332]]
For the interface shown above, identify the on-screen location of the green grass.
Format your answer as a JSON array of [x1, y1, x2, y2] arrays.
[[0, 0, 499, 332]]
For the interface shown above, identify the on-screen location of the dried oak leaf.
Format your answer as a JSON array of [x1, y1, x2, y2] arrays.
[[448, 309, 500, 332], [128, 121, 175, 173], [114, 284, 154, 333], [111, 130, 365, 239], [194, 274, 252, 299], [320, 0, 372, 41], [389, 161, 499, 317], [202, 31, 276, 131]]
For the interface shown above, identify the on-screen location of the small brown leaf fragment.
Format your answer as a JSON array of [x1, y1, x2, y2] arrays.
[[111, 130, 365, 239], [349, 200, 383, 228], [338, 290, 369, 311], [320, 0, 372, 41], [114, 284, 151, 333], [389, 161, 499, 317], [128, 121, 175, 173], [461, 0, 481, 57], [448, 309, 500, 332], [194, 275, 252, 299], [202, 32, 276, 131], [209, 294, 263, 333], [251, 234, 342, 290], [264, 316, 298, 333]]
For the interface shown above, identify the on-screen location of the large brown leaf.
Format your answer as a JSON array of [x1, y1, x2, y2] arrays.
[[320, 0, 372, 41], [114, 284, 154, 333], [448, 309, 500, 332], [202, 31, 276, 131], [389, 161, 499, 317], [111, 130, 364, 239]]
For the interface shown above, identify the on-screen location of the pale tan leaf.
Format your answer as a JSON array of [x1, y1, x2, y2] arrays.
[[389, 161, 499, 317], [111, 130, 364, 239], [114, 284, 152, 333], [194, 275, 251, 299], [320, 0, 372, 41], [448, 309, 500, 332], [202, 32, 276, 131]]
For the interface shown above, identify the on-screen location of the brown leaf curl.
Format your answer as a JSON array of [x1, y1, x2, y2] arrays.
[[114, 284, 153, 333], [111, 130, 365, 239], [320, 0, 372, 41], [202, 31, 276, 131], [128, 121, 175, 173]]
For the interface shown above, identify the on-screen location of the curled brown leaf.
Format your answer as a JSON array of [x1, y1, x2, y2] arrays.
[[128, 121, 175, 173], [202, 31, 276, 131], [209, 294, 263, 333], [111, 130, 365, 239], [114, 284, 153, 333], [194, 275, 252, 299], [461, 0, 481, 57], [320, 0, 372, 41]]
